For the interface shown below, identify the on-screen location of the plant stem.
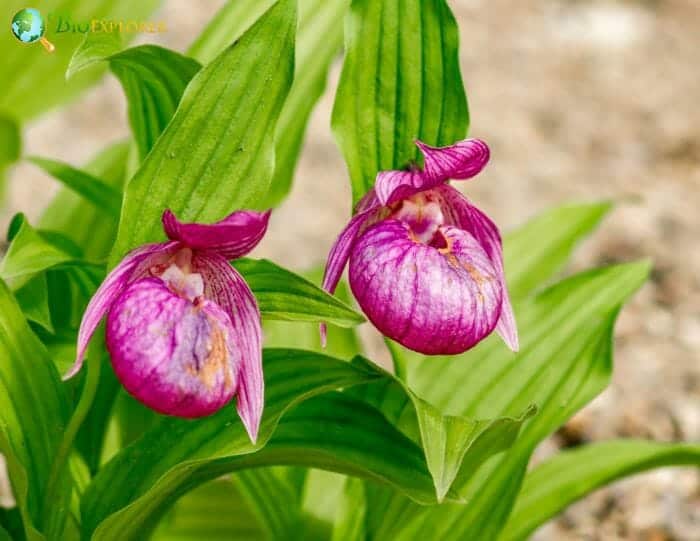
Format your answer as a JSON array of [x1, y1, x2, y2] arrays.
[[385, 338, 408, 381], [43, 340, 102, 529]]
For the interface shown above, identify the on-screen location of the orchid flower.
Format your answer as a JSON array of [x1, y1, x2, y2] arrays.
[[322, 138, 518, 355], [65, 209, 270, 443]]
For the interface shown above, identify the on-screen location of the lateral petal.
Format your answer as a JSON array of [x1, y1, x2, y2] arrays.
[[321, 208, 379, 296], [66, 241, 178, 379], [193, 254, 263, 443], [320, 208, 379, 345]]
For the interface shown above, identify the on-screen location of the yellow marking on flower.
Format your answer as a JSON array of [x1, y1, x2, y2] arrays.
[[463, 262, 488, 284], [189, 320, 234, 391]]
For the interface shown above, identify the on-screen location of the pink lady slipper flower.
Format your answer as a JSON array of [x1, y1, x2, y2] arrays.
[[322, 138, 518, 355], [65, 209, 270, 443]]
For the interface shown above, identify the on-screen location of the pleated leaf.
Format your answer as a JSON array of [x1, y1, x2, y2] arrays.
[[331, 478, 367, 541], [234, 468, 304, 540], [27, 157, 122, 219], [151, 478, 265, 541], [332, 0, 468, 204], [500, 440, 700, 541], [0, 215, 98, 291], [39, 142, 130, 261], [234, 258, 364, 327], [80, 351, 383, 539], [264, 0, 350, 205], [190, 0, 349, 206], [187, 0, 276, 64], [67, 35, 201, 161], [0, 279, 71, 540], [80, 350, 531, 539], [110, 0, 296, 263], [0, 114, 20, 202], [380, 261, 650, 541], [504, 201, 612, 299], [14, 274, 53, 332]]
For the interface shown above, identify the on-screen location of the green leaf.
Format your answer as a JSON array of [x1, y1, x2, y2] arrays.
[[0, 114, 21, 203], [151, 478, 265, 541], [74, 359, 120, 475], [79, 351, 381, 539], [0, 279, 71, 540], [331, 478, 367, 541], [264, 0, 349, 206], [27, 157, 122, 219], [189, 0, 348, 207], [300, 470, 348, 540], [0, 507, 24, 541], [81, 350, 529, 539], [0, 215, 99, 291], [110, 47, 200, 161], [0, 0, 162, 121], [262, 269, 362, 359], [386, 261, 650, 541], [500, 440, 700, 541], [187, 0, 276, 64], [111, 0, 296, 263], [39, 142, 130, 261], [235, 468, 302, 539], [0, 115, 21, 165], [1, 215, 73, 290], [65, 31, 123, 79], [14, 274, 54, 333], [234, 258, 364, 326], [332, 0, 468, 204], [504, 201, 612, 299], [68, 34, 201, 161]]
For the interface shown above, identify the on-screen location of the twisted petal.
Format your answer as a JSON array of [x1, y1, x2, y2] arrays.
[[163, 209, 271, 260], [65, 241, 178, 379], [349, 220, 503, 355], [434, 185, 519, 351], [106, 278, 240, 417], [193, 253, 263, 443], [371, 139, 490, 206], [417, 138, 490, 185]]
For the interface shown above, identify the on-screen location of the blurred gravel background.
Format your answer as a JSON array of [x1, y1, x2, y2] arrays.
[[1, 0, 699, 539]]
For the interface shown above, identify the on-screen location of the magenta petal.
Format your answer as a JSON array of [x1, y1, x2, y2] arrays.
[[416, 138, 490, 185], [193, 254, 263, 443], [320, 208, 377, 347], [65, 241, 178, 380], [106, 278, 239, 417], [349, 220, 503, 355], [434, 185, 519, 351], [374, 168, 424, 206], [321, 208, 378, 296], [354, 188, 381, 214], [162, 209, 271, 260]]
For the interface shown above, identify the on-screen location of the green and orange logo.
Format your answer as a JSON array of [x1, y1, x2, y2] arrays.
[[11, 7, 55, 52]]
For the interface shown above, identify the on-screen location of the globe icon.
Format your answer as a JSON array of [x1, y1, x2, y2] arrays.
[[11, 8, 54, 52]]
